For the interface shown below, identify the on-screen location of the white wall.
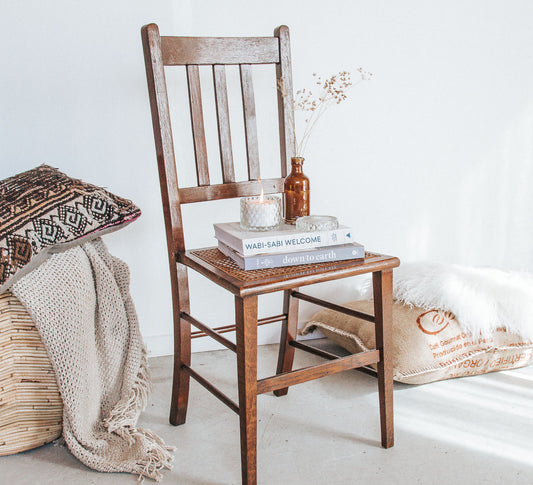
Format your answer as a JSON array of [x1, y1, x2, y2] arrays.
[[2, 0, 532, 356]]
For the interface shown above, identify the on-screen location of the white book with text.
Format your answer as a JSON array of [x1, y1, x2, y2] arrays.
[[214, 222, 354, 256]]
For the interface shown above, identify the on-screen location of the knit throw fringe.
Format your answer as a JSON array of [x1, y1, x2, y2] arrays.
[[12, 238, 174, 482], [102, 350, 174, 482]]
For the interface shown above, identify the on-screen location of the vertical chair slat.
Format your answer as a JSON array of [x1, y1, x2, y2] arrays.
[[213, 65, 235, 183], [186, 65, 210, 186], [239, 64, 260, 180]]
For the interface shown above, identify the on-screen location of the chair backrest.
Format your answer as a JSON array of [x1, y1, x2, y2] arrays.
[[141, 24, 295, 256]]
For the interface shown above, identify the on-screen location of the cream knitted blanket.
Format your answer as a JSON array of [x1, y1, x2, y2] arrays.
[[11, 238, 174, 481]]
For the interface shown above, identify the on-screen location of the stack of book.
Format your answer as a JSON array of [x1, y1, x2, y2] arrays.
[[214, 222, 364, 270]]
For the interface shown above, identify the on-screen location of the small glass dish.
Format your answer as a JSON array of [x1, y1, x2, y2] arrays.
[[295, 215, 339, 232], [240, 195, 282, 231]]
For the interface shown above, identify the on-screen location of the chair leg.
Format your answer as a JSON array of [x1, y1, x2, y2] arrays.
[[274, 288, 299, 397], [170, 264, 191, 426], [373, 269, 394, 448], [235, 295, 258, 485]]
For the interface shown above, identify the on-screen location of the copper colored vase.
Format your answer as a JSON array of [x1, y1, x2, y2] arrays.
[[283, 157, 310, 224]]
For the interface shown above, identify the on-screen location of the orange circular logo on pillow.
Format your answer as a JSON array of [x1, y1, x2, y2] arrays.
[[416, 310, 455, 335]]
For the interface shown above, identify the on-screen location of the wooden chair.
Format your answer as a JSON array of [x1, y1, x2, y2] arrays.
[[141, 23, 400, 485]]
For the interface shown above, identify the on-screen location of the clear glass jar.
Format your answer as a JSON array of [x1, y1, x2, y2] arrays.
[[295, 215, 339, 232]]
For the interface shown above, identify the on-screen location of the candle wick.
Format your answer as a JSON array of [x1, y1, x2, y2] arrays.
[[258, 178, 264, 202]]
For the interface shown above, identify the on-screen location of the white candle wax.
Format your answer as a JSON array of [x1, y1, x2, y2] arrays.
[[240, 195, 281, 231], [247, 198, 277, 227]]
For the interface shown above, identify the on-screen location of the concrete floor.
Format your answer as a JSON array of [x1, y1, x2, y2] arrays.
[[1, 341, 533, 485]]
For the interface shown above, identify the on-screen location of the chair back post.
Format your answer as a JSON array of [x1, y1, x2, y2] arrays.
[[141, 23, 186, 257], [274, 25, 296, 177]]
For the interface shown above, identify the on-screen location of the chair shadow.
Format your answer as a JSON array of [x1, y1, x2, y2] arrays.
[[259, 412, 382, 448]]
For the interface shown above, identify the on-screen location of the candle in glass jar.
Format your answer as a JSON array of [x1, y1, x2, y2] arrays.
[[240, 194, 281, 231]]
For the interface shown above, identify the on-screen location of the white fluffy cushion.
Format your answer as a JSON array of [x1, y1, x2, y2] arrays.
[[393, 262, 533, 340]]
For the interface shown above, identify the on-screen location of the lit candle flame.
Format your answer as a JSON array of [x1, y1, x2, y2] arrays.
[[258, 178, 264, 202]]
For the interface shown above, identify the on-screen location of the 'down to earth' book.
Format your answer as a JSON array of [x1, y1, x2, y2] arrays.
[[214, 222, 354, 256], [218, 241, 365, 270]]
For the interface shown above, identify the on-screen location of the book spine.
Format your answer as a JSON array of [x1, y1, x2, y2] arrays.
[[219, 243, 364, 270], [218, 227, 354, 256]]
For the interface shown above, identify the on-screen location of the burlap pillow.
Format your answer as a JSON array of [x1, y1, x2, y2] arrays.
[[0, 165, 141, 291], [302, 300, 533, 384]]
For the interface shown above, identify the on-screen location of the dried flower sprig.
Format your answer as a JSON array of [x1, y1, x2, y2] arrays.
[[278, 68, 373, 157]]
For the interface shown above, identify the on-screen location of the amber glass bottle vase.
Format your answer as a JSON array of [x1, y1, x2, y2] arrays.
[[283, 157, 310, 224]]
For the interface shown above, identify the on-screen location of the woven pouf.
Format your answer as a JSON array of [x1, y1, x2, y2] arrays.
[[0, 291, 62, 456]]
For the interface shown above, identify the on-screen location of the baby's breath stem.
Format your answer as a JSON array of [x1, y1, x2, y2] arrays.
[[299, 95, 334, 155], [278, 69, 372, 159]]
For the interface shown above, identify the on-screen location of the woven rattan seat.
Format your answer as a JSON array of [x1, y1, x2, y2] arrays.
[[142, 23, 400, 485], [186, 248, 393, 294]]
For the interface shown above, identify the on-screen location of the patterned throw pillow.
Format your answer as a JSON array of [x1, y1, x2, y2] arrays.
[[0, 165, 141, 291]]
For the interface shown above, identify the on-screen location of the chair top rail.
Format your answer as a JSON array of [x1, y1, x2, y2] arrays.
[[161, 36, 280, 65], [179, 178, 284, 204]]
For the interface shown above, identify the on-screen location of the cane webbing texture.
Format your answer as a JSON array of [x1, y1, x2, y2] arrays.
[[189, 248, 376, 282]]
